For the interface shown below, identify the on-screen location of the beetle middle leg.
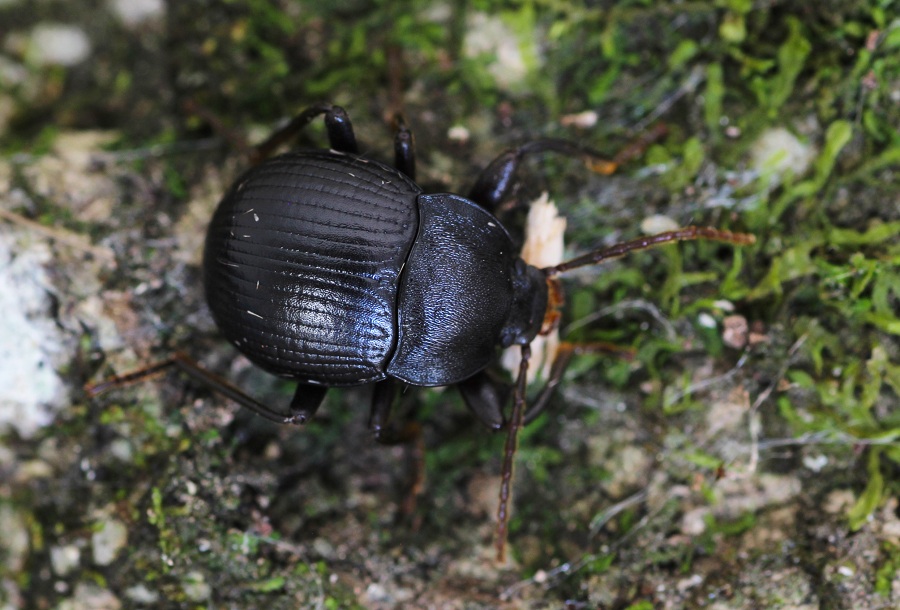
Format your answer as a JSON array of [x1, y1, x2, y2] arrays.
[[366, 378, 428, 522], [467, 139, 605, 213], [457, 370, 508, 431], [467, 125, 668, 214], [368, 378, 398, 437]]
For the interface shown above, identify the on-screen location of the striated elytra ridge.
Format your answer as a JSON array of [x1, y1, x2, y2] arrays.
[[204, 150, 420, 385]]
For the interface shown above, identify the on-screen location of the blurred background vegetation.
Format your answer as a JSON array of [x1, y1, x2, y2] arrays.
[[1, 0, 899, 608]]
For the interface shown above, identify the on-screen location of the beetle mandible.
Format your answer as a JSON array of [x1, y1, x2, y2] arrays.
[[88, 103, 754, 561]]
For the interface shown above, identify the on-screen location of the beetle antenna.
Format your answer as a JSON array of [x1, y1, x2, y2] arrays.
[[543, 226, 755, 276], [496, 343, 531, 563]]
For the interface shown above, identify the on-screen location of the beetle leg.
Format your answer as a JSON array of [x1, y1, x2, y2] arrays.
[[521, 341, 575, 426], [457, 371, 508, 431], [84, 352, 308, 425], [466, 139, 612, 213], [323, 106, 359, 154], [366, 379, 425, 518], [369, 379, 398, 438], [251, 103, 359, 163], [467, 126, 669, 213], [521, 341, 636, 426], [289, 384, 328, 423], [392, 114, 416, 181], [495, 343, 531, 563]]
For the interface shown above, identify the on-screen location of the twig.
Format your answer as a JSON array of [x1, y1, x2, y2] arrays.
[[0, 207, 116, 267], [746, 334, 807, 473]]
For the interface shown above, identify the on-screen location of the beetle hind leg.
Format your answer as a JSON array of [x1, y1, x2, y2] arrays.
[[391, 114, 416, 181], [84, 352, 312, 425], [251, 103, 360, 163]]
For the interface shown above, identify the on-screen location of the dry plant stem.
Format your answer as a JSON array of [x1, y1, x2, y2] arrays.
[[545, 226, 756, 275], [496, 343, 531, 563], [0, 208, 116, 266]]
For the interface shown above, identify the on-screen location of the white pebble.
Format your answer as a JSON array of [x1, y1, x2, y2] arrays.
[[50, 545, 81, 576], [28, 23, 91, 66], [109, 0, 165, 26], [92, 519, 128, 566], [751, 127, 814, 183], [640, 214, 680, 235], [0, 234, 68, 438], [447, 125, 470, 143], [560, 110, 598, 129]]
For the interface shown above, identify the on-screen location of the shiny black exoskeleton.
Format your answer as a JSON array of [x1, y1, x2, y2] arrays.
[[203, 104, 556, 431], [205, 151, 545, 401]]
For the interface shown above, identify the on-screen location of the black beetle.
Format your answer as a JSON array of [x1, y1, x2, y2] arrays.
[[88, 103, 753, 561]]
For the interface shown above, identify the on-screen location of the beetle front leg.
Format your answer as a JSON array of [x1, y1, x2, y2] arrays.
[[468, 126, 668, 213], [467, 139, 610, 213]]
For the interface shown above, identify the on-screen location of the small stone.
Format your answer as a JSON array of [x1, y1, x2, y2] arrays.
[[447, 125, 470, 144], [640, 214, 680, 235], [697, 312, 717, 329], [802, 454, 828, 472], [125, 583, 159, 604], [182, 571, 211, 602], [109, 0, 165, 26], [92, 519, 128, 566], [58, 583, 121, 610], [750, 127, 814, 184], [50, 545, 81, 576], [677, 573, 703, 592], [28, 24, 91, 67], [722, 314, 749, 349], [560, 110, 598, 129], [365, 583, 389, 603]]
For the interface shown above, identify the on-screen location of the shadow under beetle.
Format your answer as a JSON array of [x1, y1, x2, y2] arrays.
[[88, 103, 754, 562]]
